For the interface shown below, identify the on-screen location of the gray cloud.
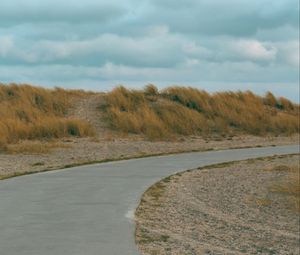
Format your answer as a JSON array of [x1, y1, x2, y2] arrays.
[[147, 0, 299, 36], [0, 0, 128, 26], [0, 30, 195, 67], [0, 0, 298, 101]]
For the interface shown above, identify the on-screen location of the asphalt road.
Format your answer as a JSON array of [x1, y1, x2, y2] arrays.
[[0, 145, 299, 255]]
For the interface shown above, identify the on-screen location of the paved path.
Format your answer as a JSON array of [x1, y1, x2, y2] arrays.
[[0, 145, 299, 255]]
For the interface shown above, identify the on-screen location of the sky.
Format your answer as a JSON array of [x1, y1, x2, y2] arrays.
[[0, 0, 299, 101]]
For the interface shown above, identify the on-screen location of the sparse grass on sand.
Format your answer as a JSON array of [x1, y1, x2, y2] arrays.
[[6, 140, 72, 154], [0, 83, 95, 152], [268, 164, 300, 212], [135, 154, 300, 255], [103, 85, 299, 140]]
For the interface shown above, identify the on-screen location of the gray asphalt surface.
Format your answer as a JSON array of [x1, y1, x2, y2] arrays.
[[0, 145, 299, 255]]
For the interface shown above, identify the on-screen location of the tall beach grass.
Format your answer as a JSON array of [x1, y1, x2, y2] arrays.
[[103, 85, 299, 140], [0, 83, 95, 151]]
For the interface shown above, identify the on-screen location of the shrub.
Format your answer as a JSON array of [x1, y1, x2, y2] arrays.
[[144, 84, 159, 96], [263, 91, 277, 107]]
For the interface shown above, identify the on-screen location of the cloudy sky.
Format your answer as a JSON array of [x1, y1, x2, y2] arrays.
[[0, 0, 299, 101]]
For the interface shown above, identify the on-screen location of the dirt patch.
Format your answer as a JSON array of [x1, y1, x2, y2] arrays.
[[135, 154, 300, 255], [68, 93, 109, 136]]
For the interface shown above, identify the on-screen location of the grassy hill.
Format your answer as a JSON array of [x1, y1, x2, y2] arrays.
[[0, 83, 299, 152], [0, 83, 95, 151], [103, 85, 299, 140]]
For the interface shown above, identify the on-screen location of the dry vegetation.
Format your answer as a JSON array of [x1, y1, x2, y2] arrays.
[[103, 85, 300, 140], [269, 164, 300, 212], [6, 140, 71, 154], [0, 83, 299, 155], [0, 83, 95, 152]]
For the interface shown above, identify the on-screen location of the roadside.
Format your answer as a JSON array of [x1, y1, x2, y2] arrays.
[[0, 135, 298, 179], [1, 90, 299, 179], [135, 154, 300, 255]]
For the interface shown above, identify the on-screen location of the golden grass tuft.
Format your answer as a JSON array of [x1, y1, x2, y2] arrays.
[[102, 85, 299, 140], [269, 164, 300, 212], [0, 83, 95, 151]]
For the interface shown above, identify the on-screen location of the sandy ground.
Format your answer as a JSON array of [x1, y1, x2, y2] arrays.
[[135, 154, 300, 255], [0, 135, 298, 178], [0, 94, 299, 178]]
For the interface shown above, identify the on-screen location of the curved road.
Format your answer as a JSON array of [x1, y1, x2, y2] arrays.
[[0, 145, 299, 255]]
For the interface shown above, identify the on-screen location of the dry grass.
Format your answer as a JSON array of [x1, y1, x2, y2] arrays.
[[1, 83, 299, 147], [269, 164, 300, 212], [103, 85, 299, 140], [7, 140, 71, 154], [0, 83, 95, 151]]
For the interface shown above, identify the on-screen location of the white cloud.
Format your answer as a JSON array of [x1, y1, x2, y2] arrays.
[[146, 25, 169, 37], [183, 58, 200, 67], [0, 31, 210, 67], [0, 36, 14, 57], [0, 36, 39, 62], [230, 39, 277, 61], [275, 41, 299, 67], [182, 41, 211, 57]]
